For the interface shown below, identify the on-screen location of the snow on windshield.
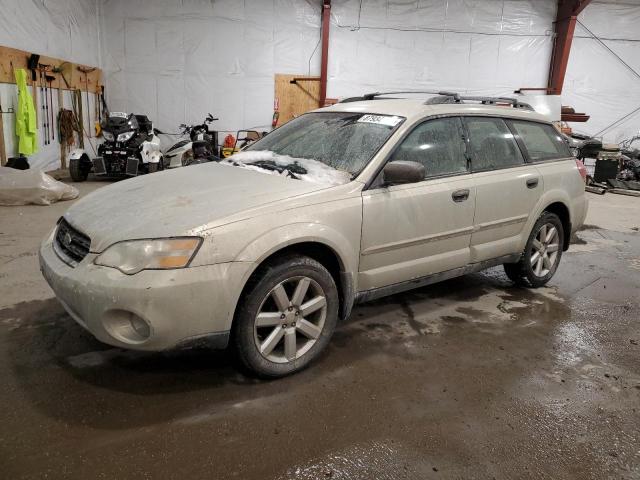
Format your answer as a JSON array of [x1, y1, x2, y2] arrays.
[[221, 150, 352, 186]]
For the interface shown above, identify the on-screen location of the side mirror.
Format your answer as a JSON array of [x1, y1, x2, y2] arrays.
[[382, 161, 425, 186]]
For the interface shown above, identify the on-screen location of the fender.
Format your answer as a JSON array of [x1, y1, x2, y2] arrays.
[[164, 140, 192, 168], [69, 148, 89, 160], [223, 222, 360, 327], [518, 188, 572, 251], [234, 222, 357, 273], [140, 135, 162, 164]]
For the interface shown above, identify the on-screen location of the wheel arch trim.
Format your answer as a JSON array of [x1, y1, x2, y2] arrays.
[[226, 223, 359, 327], [527, 190, 573, 251]]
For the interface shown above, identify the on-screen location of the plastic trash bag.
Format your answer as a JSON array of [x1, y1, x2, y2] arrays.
[[0, 167, 79, 206]]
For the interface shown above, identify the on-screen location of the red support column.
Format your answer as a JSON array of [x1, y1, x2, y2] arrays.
[[547, 0, 592, 94], [319, 0, 331, 108]]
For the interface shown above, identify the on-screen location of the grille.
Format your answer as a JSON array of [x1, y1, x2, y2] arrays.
[[126, 158, 139, 176], [93, 157, 106, 175], [54, 218, 91, 265]]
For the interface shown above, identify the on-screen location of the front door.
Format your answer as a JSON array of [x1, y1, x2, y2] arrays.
[[358, 116, 476, 292]]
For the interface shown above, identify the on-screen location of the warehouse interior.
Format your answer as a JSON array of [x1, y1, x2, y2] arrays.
[[1, 0, 639, 478]]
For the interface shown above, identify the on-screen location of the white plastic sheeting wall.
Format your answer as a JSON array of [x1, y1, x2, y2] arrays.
[[329, 1, 555, 97], [564, 1, 640, 143], [100, 0, 323, 137], [100, 0, 557, 135], [0, 0, 101, 170]]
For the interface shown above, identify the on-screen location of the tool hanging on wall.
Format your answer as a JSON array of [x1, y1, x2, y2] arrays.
[[27, 54, 40, 124], [99, 85, 105, 121], [52, 62, 72, 89], [45, 73, 56, 143], [56, 85, 66, 169], [72, 89, 84, 149], [39, 67, 48, 145], [77, 66, 96, 140], [0, 96, 14, 166], [94, 85, 101, 136]]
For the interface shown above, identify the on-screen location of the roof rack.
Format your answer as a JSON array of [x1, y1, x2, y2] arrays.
[[339, 90, 533, 110]]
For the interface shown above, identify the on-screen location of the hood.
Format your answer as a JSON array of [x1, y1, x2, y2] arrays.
[[64, 163, 336, 252]]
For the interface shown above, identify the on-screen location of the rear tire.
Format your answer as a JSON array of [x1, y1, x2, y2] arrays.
[[232, 255, 339, 378], [69, 157, 89, 182], [503, 212, 564, 288]]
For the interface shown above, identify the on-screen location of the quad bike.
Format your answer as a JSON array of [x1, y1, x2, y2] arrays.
[[69, 112, 163, 182], [163, 114, 221, 168]]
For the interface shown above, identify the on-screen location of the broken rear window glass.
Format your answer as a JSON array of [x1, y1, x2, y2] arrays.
[[245, 112, 404, 175]]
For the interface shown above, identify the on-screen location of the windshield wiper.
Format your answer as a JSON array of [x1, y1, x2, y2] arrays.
[[226, 159, 307, 179]]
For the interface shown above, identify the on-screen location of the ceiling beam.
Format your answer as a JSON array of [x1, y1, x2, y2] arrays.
[[547, 0, 592, 94], [319, 0, 331, 108]]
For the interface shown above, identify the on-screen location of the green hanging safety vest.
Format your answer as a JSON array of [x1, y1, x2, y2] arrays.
[[14, 68, 38, 155]]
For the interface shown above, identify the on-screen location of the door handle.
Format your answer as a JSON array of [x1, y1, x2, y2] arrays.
[[451, 189, 470, 202], [526, 178, 539, 189]]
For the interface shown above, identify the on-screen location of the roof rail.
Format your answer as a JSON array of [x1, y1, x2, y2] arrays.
[[428, 94, 533, 110], [339, 90, 533, 110], [339, 90, 452, 102]]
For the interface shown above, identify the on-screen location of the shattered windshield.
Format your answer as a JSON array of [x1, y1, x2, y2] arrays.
[[229, 112, 403, 184]]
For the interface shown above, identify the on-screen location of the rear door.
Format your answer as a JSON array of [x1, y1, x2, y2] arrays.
[[358, 116, 476, 291], [464, 116, 542, 263]]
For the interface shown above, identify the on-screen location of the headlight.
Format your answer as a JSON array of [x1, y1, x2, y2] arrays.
[[103, 131, 115, 141], [117, 131, 135, 142], [95, 238, 202, 275]]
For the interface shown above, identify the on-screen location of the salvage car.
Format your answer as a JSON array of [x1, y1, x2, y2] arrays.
[[40, 92, 588, 377]]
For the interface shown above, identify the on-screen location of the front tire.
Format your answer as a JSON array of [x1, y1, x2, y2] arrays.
[[504, 212, 564, 288], [232, 255, 339, 378], [69, 157, 89, 182]]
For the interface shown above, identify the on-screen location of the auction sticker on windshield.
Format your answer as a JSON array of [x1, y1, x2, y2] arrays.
[[357, 114, 403, 127]]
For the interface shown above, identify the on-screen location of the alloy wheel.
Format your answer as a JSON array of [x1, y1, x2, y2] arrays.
[[253, 276, 327, 363], [530, 222, 560, 277]]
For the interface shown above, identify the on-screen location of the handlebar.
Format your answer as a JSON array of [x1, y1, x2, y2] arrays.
[[179, 115, 218, 134]]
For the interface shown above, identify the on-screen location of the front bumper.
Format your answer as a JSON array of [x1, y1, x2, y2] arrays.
[[39, 234, 252, 351]]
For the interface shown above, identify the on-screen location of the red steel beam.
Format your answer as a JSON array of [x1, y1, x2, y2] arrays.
[[547, 0, 592, 94], [319, 0, 331, 107]]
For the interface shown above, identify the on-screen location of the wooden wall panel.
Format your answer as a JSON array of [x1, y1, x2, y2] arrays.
[[0, 45, 102, 92], [274, 74, 320, 126]]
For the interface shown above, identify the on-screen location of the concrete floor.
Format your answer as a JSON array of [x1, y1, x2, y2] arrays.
[[1, 183, 639, 479]]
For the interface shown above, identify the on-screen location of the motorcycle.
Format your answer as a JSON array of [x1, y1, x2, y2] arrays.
[[68, 112, 163, 182], [163, 114, 221, 168]]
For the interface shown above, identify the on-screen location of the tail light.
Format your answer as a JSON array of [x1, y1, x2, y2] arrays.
[[575, 159, 587, 182]]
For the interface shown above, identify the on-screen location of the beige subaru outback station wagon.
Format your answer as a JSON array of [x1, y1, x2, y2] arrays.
[[40, 92, 588, 377]]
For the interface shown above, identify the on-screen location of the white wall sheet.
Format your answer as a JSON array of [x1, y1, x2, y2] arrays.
[[0, 0, 102, 170], [99, 0, 322, 137], [563, 2, 640, 143], [329, 0, 555, 100], [99, 0, 557, 136]]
